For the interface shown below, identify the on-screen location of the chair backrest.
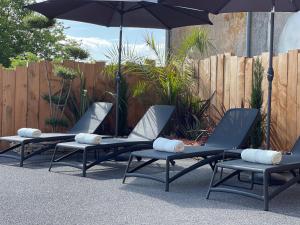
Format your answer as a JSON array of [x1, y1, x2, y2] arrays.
[[128, 105, 175, 141], [291, 137, 300, 155], [68, 102, 113, 134], [206, 108, 259, 149]]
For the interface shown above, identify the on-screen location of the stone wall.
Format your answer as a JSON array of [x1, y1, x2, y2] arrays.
[[170, 12, 293, 58]]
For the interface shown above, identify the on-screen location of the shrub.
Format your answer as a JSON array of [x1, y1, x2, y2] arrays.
[[23, 14, 56, 29], [250, 58, 264, 148], [54, 65, 78, 80]]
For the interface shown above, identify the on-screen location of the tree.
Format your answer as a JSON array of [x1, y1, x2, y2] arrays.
[[0, 0, 65, 67]]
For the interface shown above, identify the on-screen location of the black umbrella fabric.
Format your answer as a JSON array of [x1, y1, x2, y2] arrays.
[[161, 0, 300, 148], [26, 0, 212, 29], [26, 0, 212, 136], [161, 0, 300, 13]]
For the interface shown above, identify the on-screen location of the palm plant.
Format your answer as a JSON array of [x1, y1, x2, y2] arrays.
[[130, 29, 213, 140]]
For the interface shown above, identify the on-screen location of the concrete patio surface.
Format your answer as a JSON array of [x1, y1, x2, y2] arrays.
[[1, 154, 300, 225]]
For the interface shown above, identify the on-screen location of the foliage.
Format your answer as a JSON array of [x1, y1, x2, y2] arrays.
[[23, 14, 56, 29], [110, 29, 213, 139], [42, 94, 67, 105], [64, 44, 90, 61], [0, 0, 67, 67], [67, 71, 90, 123], [45, 118, 69, 128], [250, 58, 264, 148], [177, 28, 214, 60], [54, 65, 78, 80], [9, 52, 40, 68]]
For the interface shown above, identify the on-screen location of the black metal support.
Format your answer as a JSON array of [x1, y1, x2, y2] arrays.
[[266, 7, 275, 149], [123, 155, 133, 184], [123, 154, 222, 192], [207, 163, 300, 211], [115, 3, 124, 137], [263, 171, 270, 211], [82, 149, 87, 177], [165, 159, 170, 192]]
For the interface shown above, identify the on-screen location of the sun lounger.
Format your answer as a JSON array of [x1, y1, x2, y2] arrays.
[[49, 105, 175, 177], [122, 108, 259, 191], [0, 102, 113, 166], [206, 155, 300, 211]]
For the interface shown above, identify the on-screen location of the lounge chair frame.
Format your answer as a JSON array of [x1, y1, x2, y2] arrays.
[[49, 105, 175, 177], [123, 108, 259, 191], [0, 102, 113, 166], [123, 149, 223, 191], [206, 157, 300, 211]]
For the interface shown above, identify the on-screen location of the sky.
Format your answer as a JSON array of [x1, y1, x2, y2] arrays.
[[62, 20, 166, 63]]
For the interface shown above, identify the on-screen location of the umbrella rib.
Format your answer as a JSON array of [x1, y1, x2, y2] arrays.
[[138, 2, 171, 29], [162, 4, 212, 25]]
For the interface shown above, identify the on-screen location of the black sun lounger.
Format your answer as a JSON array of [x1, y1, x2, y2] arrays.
[[122, 108, 259, 191], [206, 155, 300, 211], [49, 105, 175, 177], [0, 102, 113, 166]]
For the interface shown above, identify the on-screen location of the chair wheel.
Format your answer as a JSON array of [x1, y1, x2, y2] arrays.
[[170, 160, 176, 166]]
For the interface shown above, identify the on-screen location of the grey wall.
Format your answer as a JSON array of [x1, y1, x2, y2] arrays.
[[170, 12, 293, 58]]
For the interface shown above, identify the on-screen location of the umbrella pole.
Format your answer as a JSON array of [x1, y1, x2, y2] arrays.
[[266, 7, 275, 149], [115, 6, 124, 137]]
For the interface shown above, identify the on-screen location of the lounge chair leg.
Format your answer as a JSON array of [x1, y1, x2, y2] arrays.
[[206, 165, 218, 199], [20, 143, 25, 167], [165, 159, 170, 192], [123, 155, 133, 184], [263, 171, 270, 211], [219, 167, 224, 179], [82, 149, 87, 177], [49, 146, 59, 172]]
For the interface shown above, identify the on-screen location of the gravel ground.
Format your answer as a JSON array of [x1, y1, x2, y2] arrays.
[[1, 155, 300, 225]]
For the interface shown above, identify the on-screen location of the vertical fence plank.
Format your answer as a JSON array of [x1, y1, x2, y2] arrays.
[[94, 61, 108, 99], [85, 63, 96, 98], [271, 56, 279, 149], [27, 63, 40, 129], [216, 54, 224, 115], [297, 53, 300, 142], [2, 70, 16, 135], [237, 57, 245, 107], [230, 56, 238, 108], [199, 58, 211, 100], [223, 54, 232, 110], [210, 55, 217, 120], [261, 53, 269, 112], [244, 58, 253, 108], [15, 67, 28, 131], [0, 66, 3, 135], [277, 53, 288, 150], [199, 60, 205, 99], [287, 50, 298, 149]]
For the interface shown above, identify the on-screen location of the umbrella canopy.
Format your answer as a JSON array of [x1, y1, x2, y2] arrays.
[[162, 0, 300, 149], [161, 0, 300, 13], [26, 0, 212, 136], [26, 0, 212, 28]]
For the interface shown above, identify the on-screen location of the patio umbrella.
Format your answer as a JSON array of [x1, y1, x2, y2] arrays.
[[26, 0, 212, 136], [161, 0, 300, 149]]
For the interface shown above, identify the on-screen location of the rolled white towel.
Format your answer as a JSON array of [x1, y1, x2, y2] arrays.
[[153, 137, 185, 153], [75, 133, 102, 145], [241, 149, 282, 165], [17, 128, 42, 138]]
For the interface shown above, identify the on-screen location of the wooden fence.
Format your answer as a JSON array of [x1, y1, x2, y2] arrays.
[[194, 50, 300, 151], [0, 61, 151, 137], [1, 51, 300, 150]]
